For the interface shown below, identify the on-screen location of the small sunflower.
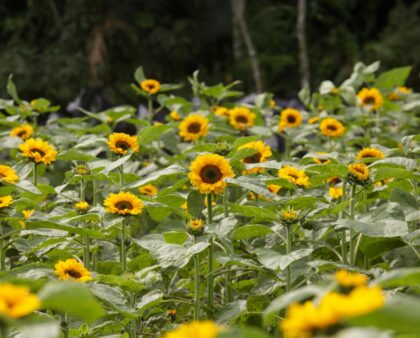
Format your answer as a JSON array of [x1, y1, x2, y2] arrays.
[[75, 201, 89, 213], [308, 116, 319, 124], [0, 165, 19, 184], [55, 258, 92, 283], [139, 184, 158, 197], [140, 79, 160, 94], [320, 118, 345, 138], [348, 163, 369, 184], [19, 138, 57, 165], [179, 114, 209, 142], [74, 165, 90, 176], [187, 219, 205, 236], [329, 186, 343, 200], [356, 147, 385, 161], [280, 210, 299, 225], [22, 209, 34, 219], [313, 152, 331, 165], [0, 283, 40, 318], [335, 270, 368, 289], [229, 107, 256, 131], [238, 141, 272, 174], [278, 166, 309, 188], [188, 154, 234, 194], [327, 176, 341, 186], [357, 87, 383, 111], [214, 106, 230, 118], [278, 108, 302, 131], [169, 111, 181, 121], [10, 124, 34, 140], [107, 133, 139, 155], [267, 184, 281, 194], [104, 191, 144, 215], [0, 195, 13, 209]]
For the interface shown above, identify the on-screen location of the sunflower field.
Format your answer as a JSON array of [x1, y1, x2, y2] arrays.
[[0, 61, 419, 338]]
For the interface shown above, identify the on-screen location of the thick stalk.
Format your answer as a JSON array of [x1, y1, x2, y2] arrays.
[[223, 189, 232, 303], [340, 180, 347, 264], [130, 293, 137, 337], [83, 222, 90, 269], [0, 325, 6, 338], [63, 312, 69, 338], [120, 218, 127, 273], [286, 225, 292, 292], [194, 237, 200, 320], [148, 96, 153, 125], [80, 179, 86, 201], [349, 184, 356, 265], [33, 162, 38, 186], [207, 193, 214, 312]]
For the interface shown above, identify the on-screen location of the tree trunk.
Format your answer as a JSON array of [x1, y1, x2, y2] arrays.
[[231, 0, 263, 93], [297, 0, 310, 88]]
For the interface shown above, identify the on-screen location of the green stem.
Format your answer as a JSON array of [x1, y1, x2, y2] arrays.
[[92, 179, 98, 206], [33, 162, 38, 186], [223, 189, 232, 304], [0, 223, 4, 271], [194, 237, 200, 320], [284, 135, 289, 160], [80, 179, 86, 201], [207, 193, 214, 313], [63, 312, 69, 338], [130, 293, 137, 337], [286, 225, 292, 292], [0, 324, 7, 338], [83, 222, 90, 269], [340, 180, 347, 264], [148, 96, 153, 125], [349, 184, 356, 266], [120, 218, 127, 273], [119, 166, 124, 189]]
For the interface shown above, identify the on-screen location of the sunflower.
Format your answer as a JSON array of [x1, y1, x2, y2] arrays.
[[270, 99, 276, 109], [335, 270, 367, 289], [278, 166, 309, 188], [278, 108, 302, 131], [188, 154, 234, 194], [139, 184, 158, 197], [140, 79, 160, 94], [327, 176, 341, 186], [267, 184, 281, 194], [0, 165, 19, 184], [388, 86, 412, 100], [107, 133, 139, 155], [356, 147, 385, 161], [238, 141, 272, 174], [308, 116, 319, 124], [10, 124, 34, 140], [229, 107, 256, 131], [357, 87, 383, 111], [75, 201, 89, 214], [313, 152, 331, 165], [329, 186, 343, 200], [214, 106, 230, 118], [348, 163, 369, 184], [163, 320, 220, 338], [19, 138, 57, 165], [169, 111, 181, 121], [0, 283, 40, 318], [178, 114, 209, 141], [187, 219, 205, 236], [104, 191, 144, 215], [320, 118, 345, 138], [22, 209, 34, 219], [0, 195, 13, 209], [55, 258, 92, 283]]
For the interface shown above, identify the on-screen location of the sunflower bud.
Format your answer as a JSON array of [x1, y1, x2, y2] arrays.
[[187, 219, 205, 237], [280, 209, 299, 226], [215, 140, 232, 156], [75, 201, 89, 214], [167, 309, 177, 322], [74, 165, 90, 176]]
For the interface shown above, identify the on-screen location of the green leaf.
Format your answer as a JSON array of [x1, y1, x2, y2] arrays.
[[187, 190, 205, 218], [370, 157, 417, 170], [139, 124, 170, 144], [375, 268, 420, 288], [129, 164, 185, 188], [225, 177, 280, 201], [39, 281, 104, 323], [185, 143, 218, 153], [255, 248, 313, 271], [375, 66, 412, 89], [57, 150, 96, 162], [134, 67, 146, 83], [230, 204, 277, 220], [215, 300, 246, 324], [373, 167, 415, 182], [103, 154, 132, 174], [7, 74, 21, 103], [15, 180, 42, 195], [338, 219, 408, 238], [90, 283, 132, 314], [231, 224, 273, 240]]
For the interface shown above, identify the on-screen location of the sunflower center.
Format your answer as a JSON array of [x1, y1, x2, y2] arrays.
[[187, 122, 202, 133], [0, 173, 4, 178], [235, 115, 248, 123], [66, 269, 82, 279], [327, 124, 337, 131], [287, 115, 296, 123], [17, 131, 27, 137], [116, 141, 130, 150], [199, 165, 223, 184], [364, 96, 375, 104], [147, 84, 156, 90], [287, 173, 299, 180], [31, 148, 45, 157], [115, 201, 133, 210], [243, 152, 262, 164], [354, 167, 365, 174]]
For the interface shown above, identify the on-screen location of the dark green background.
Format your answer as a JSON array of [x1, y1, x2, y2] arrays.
[[1, 0, 419, 107]]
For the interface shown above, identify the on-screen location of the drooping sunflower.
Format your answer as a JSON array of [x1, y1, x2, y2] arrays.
[[348, 163, 369, 184], [0, 283, 40, 318], [238, 141, 272, 174], [19, 138, 57, 165], [178, 114, 209, 142], [356, 147, 385, 161], [214, 106, 230, 118], [55, 258, 92, 283], [278, 108, 302, 131], [0, 195, 13, 209], [140, 79, 160, 94], [169, 111, 181, 121], [0, 165, 19, 184], [10, 124, 34, 140], [357, 87, 383, 111], [104, 191, 144, 215], [139, 184, 158, 197], [229, 107, 256, 131], [163, 320, 220, 338], [278, 166, 309, 188], [319, 118, 345, 138], [188, 154, 234, 194], [107, 133, 139, 155]]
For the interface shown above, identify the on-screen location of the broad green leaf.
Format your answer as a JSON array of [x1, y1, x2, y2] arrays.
[[139, 124, 170, 144], [15, 180, 42, 195], [375, 66, 412, 89], [231, 224, 273, 240], [225, 177, 280, 201], [373, 167, 415, 181], [370, 157, 417, 170], [90, 283, 133, 313], [375, 268, 420, 288], [7, 74, 21, 103], [187, 190, 205, 218], [230, 204, 277, 220], [255, 248, 313, 271], [216, 300, 246, 324], [57, 150, 96, 162], [129, 164, 185, 188], [134, 67, 146, 83], [185, 143, 218, 153], [338, 219, 408, 238]]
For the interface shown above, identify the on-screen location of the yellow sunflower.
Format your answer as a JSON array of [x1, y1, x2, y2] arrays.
[[308, 116, 319, 124], [104, 191, 144, 215], [22, 209, 34, 219], [163, 320, 220, 338], [280, 210, 299, 225], [10, 124, 34, 140], [348, 163, 369, 183], [320, 118, 345, 138], [169, 111, 181, 121], [329, 186, 343, 200], [388, 86, 412, 100], [357, 87, 383, 111], [278, 166, 309, 188], [107, 133, 139, 155], [356, 147, 385, 161], [55, 258, 92, 283], [178, 114, 209, 141], [188, 154, 234, 194], [267, 184, 281, 194], [187, 219, 205, 236], [214, 106, 230, 118], [0, 195, 13, 209], [327, 176, 341, 186], [0, 165, 19, 184], [140, 79, 160, 94], [313, 152, 331, 165], [139, 184, 158, 197], [0, 283, 40, 319], [75, 201, 89, 214], [19, 138, 57, 165], [335, 270, 368, 288], [229, 107, 256, 131], [278, 108, 302, 131], [238, 141, 272, 174]]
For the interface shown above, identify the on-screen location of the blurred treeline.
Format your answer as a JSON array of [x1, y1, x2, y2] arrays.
[[0, 0, 419, 107]]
